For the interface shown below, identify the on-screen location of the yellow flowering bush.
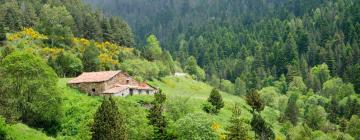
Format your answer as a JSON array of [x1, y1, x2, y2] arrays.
[[41, 47, 65, 57], [7, 28, 47, 41]]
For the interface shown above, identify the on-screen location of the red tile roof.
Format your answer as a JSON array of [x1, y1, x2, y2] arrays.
[[68, 71, 121, 84]]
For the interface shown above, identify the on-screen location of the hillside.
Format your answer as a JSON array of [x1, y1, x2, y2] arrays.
[[1, 0, 360, 139], [2, 76, 254, 139]]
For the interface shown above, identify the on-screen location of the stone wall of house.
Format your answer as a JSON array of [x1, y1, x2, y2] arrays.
[[101, 88, 156, 97], [104, 73, 139, 89], [70, 82, 105, 96]]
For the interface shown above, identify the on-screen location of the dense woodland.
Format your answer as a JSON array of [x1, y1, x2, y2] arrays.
[[0, 0, 359, 140], [86, 0, 360, 93]]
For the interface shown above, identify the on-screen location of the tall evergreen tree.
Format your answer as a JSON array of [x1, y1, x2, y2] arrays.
[[226, 104, 249, 140], [92, 96, 127, 140], [284, 93, 299, 125], [147, 91, 167, 140], [207, 88, 224, 112], [250, 113, 275, 140], [246, 90, 264, 112]]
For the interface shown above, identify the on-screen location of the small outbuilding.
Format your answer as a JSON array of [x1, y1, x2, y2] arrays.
[[68, 71, 157, 96]]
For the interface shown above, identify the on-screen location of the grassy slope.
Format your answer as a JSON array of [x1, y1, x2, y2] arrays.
[[148, 76, 252, 126], [5, 124, 53, 140], [3, 76, 256, 139]]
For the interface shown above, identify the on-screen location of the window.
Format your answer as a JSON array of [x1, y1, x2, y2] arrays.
[[126, 79, 130, 84], [146, 90, 150, 94], [92, 88, 96, 92], [130, 89, 133, 96]]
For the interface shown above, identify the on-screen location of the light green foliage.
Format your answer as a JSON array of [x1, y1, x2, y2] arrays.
[[0, 51, 61, 134], [120, 59, 160, 80], [311, 64, 331, 90], [261, 107, 280, 125], [57, 79, 101, 139], [304, 105, 327, 130], [321, 78, 355, 99], [287, 125, 313, 140], [116, 99, 154, 139], [346, 115, 360, 139], [234, 77, 247, 96], [288, 76, 307, 94], [144, 34, 162, 61], [4, 123, 54, 140], [221, 79, 235, 94], [259, 86, 281, 108], [185, 56, 205, 80], [165, 96, 194, 121], [305, 94, 329, 107], [38, 4, 74, 46], [174, 113, 218, 140]]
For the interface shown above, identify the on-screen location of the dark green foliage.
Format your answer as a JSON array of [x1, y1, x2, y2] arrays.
[[202, 102, 218, 114], [250, 113, 275, 140], [147, 91, 167, 140], [91, 96, 127, 140], [53, 52, 83, 77], [86, 0, 360, 91], [350, 64, 360, 93], [284, 93, 299, 125], [327, 97, 339, 123], [82, 42, 100, 72], [246, 90, 264, 112], [226, 104, 249, 140], [0, 117, 6, 140], [0, 0, 135, 47], [203, 88, 224, 114], [0, 51, 62, 135]]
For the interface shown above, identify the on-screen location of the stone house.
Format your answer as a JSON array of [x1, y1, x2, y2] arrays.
[[68, 71, 157, 96]]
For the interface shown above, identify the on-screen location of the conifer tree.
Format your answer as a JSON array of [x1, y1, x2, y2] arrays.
[[207, 88, 224, 112], [251, 113, 275, 140], [92, 96, 127, 140], [246, 90, 264, 112], [147, 91, 167, 140], [284, 93, 299, 125], [226, 104, 249, 140]]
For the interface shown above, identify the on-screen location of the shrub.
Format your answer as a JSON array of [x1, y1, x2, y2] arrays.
[[174, 113, 218, 140]]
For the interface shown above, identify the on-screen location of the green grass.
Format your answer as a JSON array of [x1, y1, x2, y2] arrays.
[[5, 124, 54, 140], [148, 76, 253, 126]]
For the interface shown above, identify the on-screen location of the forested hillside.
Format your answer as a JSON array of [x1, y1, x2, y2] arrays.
[[86, 0, 360, 94], [0, 0, 360, 139]]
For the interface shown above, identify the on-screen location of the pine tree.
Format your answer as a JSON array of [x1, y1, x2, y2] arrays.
[[246, 90, 264, 112], [147, 91, 167, 140], [327, 97, 339, 123], [226, 104, 249, 140], [207, 88, 224, 111], [251, 113, 275, 140], [92, 96, 127, 140], [284, 93, 299, 125]]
